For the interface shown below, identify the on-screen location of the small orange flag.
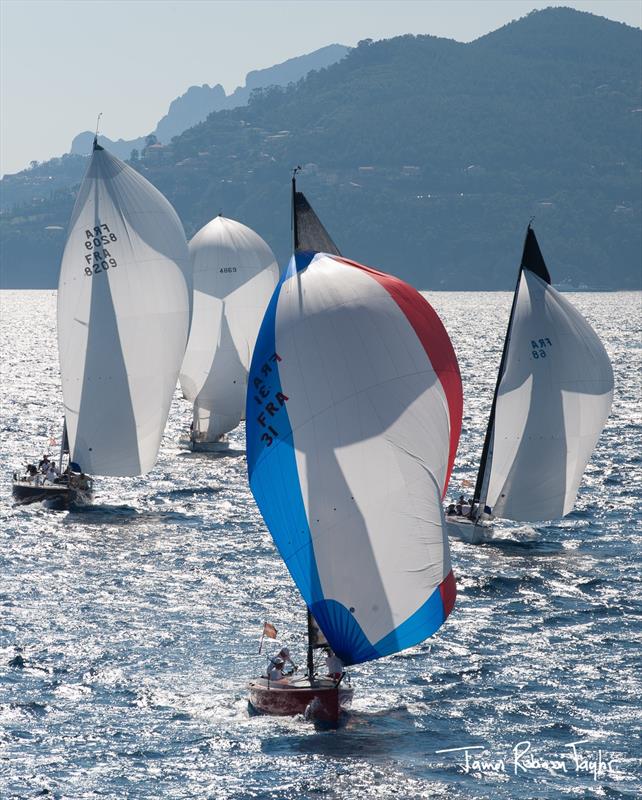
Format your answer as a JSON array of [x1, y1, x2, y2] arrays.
[[263, 622, 277, 640]]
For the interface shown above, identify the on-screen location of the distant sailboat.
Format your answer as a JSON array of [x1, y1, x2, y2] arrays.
[[447, 225, 614, 543], [179, 216, 279, 451], [13, 137, 191, 508], [246, 174, 462, 722]]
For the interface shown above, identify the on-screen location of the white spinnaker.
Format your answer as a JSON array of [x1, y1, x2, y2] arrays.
[[57, 146, 190, 476], [485, 270, 613, 521], [179, 216, 279, 440], [276, 257, 452, 645]]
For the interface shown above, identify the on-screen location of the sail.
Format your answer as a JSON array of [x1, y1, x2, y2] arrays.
[[308, 613, 329, 649], [479, 229, 613, 521], [294, 191, 341, 255], [247, 252, 462, 666], [57, 143, 190, 476], [179, 216, 279, 441]]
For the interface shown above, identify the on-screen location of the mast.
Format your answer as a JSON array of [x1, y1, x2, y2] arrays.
[[306, 608, 315, 681], [93, 112, 103, 151], [59, 420, 67, 470], [291, 165, 302, 251], [472, 223, 549, 514]]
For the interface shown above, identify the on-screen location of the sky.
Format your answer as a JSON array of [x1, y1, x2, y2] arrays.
[[1, 0, 641, 176]]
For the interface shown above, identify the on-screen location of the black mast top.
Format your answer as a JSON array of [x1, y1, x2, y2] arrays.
[[93, 112, 104, 151], [521, 224, 551, 284], [472, 224, 551, 508]]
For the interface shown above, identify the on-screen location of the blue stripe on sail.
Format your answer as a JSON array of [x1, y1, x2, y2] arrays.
[[246, 252, 324, 612], [311, 584, 446, 666], [372, 584, 446, 657], [310, 600, 379, 665], [248, 250, 449, 667]]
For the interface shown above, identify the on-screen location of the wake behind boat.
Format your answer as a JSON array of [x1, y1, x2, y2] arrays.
[[447, 224, 614, 543]]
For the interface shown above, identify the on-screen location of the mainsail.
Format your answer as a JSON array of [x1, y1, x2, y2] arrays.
[[247, 247, 462, 666], [474, 225, 614, 522], [179, 216, 279, 442], [57, 141, 190, 476]]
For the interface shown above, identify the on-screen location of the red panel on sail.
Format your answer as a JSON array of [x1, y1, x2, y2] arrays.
[[331, 256, 462, 496]]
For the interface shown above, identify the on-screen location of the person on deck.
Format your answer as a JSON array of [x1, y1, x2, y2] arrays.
[[268, 656, 285, 682], [270, 647, 294, 675], [324, 648, 344, 680], [39, 455, 50, 473], [277, 647, 296, 674], [45, 462, 59, 483]]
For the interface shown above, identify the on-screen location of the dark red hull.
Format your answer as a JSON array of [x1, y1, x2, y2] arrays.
[[248, 676, 353, 723]]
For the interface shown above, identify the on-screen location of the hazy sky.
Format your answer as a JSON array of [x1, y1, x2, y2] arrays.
[[1, 0, 640, 175]]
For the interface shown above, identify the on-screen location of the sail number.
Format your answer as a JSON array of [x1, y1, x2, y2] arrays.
[[252, 353, 288, 447], [82, 224, 119, 277], [220, 267, 237, 273], [531, 337, 552, 359]]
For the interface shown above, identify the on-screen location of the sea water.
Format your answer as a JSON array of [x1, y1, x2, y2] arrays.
[[0, 290, 640, 799]]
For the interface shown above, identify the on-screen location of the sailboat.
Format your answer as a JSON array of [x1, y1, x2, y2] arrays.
[[12, 422, 93, 508], [246, 174, 463, 722], [179, 216, 279, 451], [447, 225, 614, 543], [12, 137, 190, 508]]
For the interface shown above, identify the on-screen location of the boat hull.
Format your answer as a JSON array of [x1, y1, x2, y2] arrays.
[[179, 435, 230, 453], [12, 480, 93, 510], [248, 676, 353, 723], [446, 515, 488, 544]]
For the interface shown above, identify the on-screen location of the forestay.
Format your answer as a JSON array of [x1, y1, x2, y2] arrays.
[[57, 144, 190, 476], [479, 229, 614, 522], [179, 216, 279, 441], [247, 252, 462, 665]]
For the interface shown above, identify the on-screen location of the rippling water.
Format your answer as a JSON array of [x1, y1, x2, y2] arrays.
[[1, 290, 640, 799]]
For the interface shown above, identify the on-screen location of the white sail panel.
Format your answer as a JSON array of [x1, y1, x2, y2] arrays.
[[486, 270, 614, 521], [57, 146, 190, 476], [247, 253, 462, 665], [179, 216, 279, 441]]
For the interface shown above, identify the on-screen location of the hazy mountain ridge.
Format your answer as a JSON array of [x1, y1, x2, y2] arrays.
[[1, 9, 640, 289], [70, 44, 350, 160], [0, 43, 350, 210]]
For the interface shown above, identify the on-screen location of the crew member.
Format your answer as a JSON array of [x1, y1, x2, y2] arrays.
[[324, 648, 344, 680], [268, 656, 285, 682]]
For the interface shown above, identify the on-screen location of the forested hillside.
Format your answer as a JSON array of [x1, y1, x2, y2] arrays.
[[1, 8, 640, 289]]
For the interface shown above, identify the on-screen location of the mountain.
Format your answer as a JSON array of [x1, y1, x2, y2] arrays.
[[0, 44, 349, 212], [67, 44, 350, 160], [1, 9, 640, 290]]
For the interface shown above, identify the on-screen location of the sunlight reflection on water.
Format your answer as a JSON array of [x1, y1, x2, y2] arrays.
[[0, 290, 640, 799]]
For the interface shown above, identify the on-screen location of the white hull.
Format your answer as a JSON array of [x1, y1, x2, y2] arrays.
[[179, 434, 230, 452], [446, 516, 489, 544]]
